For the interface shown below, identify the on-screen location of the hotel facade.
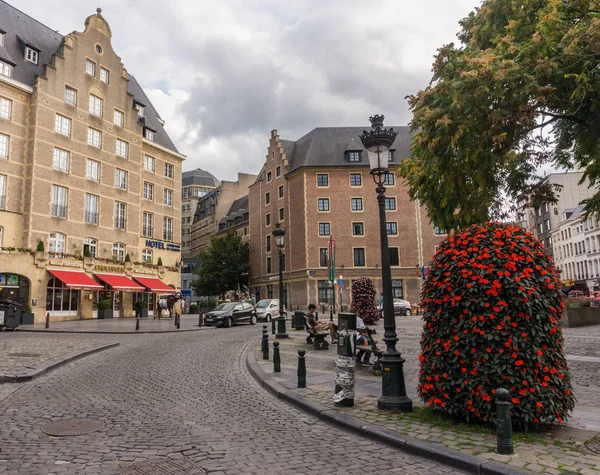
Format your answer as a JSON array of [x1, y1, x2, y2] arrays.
[[0, 3, 184, 322]]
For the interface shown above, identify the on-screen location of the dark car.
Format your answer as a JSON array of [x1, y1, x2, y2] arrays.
[[204, 302, 257, 328]]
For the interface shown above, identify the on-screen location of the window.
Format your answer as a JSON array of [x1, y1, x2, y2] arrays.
[[0, 61, 12, 77], [164, 188, 173, 206], [100, 67, 109, 83], [0, 174, 5, 209], [383, 173, 395, 186], [433, 226, 445, 235], [266, 214, 271, 226], [163, 217, 173, 241], [115, 169, 127, 190], [86, 159, 100, 182], [0, 97, 11, 120], [55, 115, 71, 136], [142, 212, 153, 238], [351, 198, 363, 211], [0, 33, 3, 46], [348, 151, 361, 162], [84, 238, 97, 258], [392, 279, 403, 298], [143, 182, 154, 201], [144, 155, 155, 172], [89, 94, 103, 117], [352, 222, 364, 236], [49, 232, 66, 254], [142, 249, 153, 263], [116, 139, 128, 158], [266, 257, 272, 274], [319, 248, 328, 267], [276, 166, 281, 177], [267, 171, 272, 182], [0, 134, 7, 159], [318, 198, 330, 212], [84, 194, 99, 224], [388, 150, 395, 163], [64, 86, 77, 107], [543, 202, 549, 213], [317, 174, 329, 187], [318, 280, 334, 303], [278, 185, 284, 199], [266, 235, 271, 253], [46, 277, 79, 313], [114, 202, 126, 230], [386, 222, 398, 235], [164, 163, 174, 178], [135, 104, 144, 117], [144, 128, 154, 141], [353, 248, 366, 266], [319, 223, 330, 236], [114, 109, 124, 127], [350, 173, 361, 186], [385, 197, 396, 210], [279, 208, 284, 221], [265, 192, 271, 205], [53, 148, 69, 173], [545, 219, 550, 232], [88, 127, 101, 148], [86, 59, 96, 76], [25, 47, 38, 64], [113, 242, 125, 261], [51, 185, 68, 218], [389, 248, 400, 266]]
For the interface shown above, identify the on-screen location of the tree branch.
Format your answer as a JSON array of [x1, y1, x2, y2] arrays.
[[542, 112, 590, 127]]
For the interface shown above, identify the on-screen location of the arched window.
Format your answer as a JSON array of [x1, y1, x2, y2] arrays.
[[84, 237, 97, 258], [49, 232, 65, 253], [142, 249, 153, 263], [46, 277, 79, 313], [113, 242, 125, 261]]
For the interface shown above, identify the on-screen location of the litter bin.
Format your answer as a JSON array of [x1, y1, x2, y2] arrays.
[[0, 298, 22, 330], [294, 310, 307, 330]]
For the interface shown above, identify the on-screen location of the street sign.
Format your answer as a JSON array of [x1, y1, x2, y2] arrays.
[[181, 289, 192, 296]]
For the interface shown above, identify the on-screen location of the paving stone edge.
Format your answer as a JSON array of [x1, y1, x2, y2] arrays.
[[246, 343, 534, 475], [15, 327, 206, 335], [0, 342, 120, 383]]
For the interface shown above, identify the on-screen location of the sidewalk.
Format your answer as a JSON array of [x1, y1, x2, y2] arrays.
[[249, 322, 600, 475], [16, 314, 213, 334]]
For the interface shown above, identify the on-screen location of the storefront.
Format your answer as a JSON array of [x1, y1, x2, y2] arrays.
[[46, 269, 103, 318], [0, 273, 30, 306], [94, 274, 145, 318], [133, 277, 177, 317]]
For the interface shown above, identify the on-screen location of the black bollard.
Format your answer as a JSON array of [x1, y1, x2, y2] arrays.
[[271, 317, 276, 335], [297, 349, 306, 388], [273, 341, 281, 373], [262, 326, 269, 360], [176, 313, 180, 329], [135, 316, 140, 331], [198, 311, 203, 327], [496, 388, 514, 455], [45, 312, 49, 329]]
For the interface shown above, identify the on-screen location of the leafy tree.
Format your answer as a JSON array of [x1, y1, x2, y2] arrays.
[[400, 0, 599, 231], [192, 230, 250, 297]]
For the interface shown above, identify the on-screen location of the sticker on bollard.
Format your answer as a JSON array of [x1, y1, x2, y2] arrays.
[[333, 312, 357, 407], [297, 349, 306, 388], [496, 388, 514, 455]]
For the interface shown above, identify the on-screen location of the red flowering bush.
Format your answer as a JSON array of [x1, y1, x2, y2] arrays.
[[351, 277, 380, 324], [419, 223, 575, 428]]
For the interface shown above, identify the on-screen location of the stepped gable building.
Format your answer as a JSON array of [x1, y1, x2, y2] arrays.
[[0, 2, 185, 322], [249, 127, 445, 308]]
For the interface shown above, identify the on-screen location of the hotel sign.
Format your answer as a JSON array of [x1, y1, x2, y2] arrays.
[[145, 240, 181, 252]]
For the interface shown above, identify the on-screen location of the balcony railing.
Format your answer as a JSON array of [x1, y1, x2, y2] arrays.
[[85, 211, 99, 225], [114, 217, 127, 230], [51, 204, 67, 218]]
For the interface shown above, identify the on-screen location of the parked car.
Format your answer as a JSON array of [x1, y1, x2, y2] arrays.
[[204, 302, 257, 328], [377, 298, 413, 316], [255, 299, 282, 322]]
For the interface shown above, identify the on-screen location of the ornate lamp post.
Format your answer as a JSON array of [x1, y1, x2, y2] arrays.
[[359, 114, 413, 412], [272, 223, 288, 339]]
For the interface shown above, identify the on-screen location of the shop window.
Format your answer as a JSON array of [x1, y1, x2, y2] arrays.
[[46, 278, 79, 313]]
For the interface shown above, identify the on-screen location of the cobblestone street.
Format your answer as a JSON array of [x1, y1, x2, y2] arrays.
[[0, 325, 465, 474]]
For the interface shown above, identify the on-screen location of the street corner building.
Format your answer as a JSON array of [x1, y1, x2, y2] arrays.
[[249, 127, 446, 309], [0, 2, 185, 323]]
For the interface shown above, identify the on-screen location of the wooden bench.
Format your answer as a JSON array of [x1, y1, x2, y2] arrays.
[[303, 316, 330, 350]]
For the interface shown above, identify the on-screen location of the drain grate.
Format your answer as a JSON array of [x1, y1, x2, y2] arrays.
[[41, 418, 105, 436], [585, 435, 600, 454], [120, 457, 204, 474]]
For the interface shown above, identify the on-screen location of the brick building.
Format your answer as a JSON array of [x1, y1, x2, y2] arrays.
[[216, 194, 250, 241], [0, 3, 184, 322], [249, 128, 444, 308]]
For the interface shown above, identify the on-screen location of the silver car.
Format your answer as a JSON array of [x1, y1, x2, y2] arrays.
[[377, 298, 413, 316], [255, 299, 281, 322]]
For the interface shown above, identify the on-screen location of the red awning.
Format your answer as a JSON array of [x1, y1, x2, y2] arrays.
[[94, 274, 145, 292], [133, 277, 177, 294], [48, 269, 103, 290]]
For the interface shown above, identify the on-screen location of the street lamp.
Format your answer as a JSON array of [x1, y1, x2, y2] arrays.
[[359, 114, 413, 412], [272, 223, 288, 339]]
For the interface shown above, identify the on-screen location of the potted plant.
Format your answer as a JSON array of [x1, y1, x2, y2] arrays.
[[135, 299, 148, 319], [21, 303, 35, 325], [34, 240, 47, 260], [97, 299, 113, 319], [189, 303, 198, 314]]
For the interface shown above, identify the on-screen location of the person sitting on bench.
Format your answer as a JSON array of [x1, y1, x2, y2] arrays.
[[355, 317, 373, 365], [306, 303, 337, 343]]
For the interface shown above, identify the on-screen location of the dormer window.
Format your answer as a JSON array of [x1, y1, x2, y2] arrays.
[[25, 47, 38, 65], [0, 33, 4, 46], [135, 104, 144, 117], [144, 128, 154, 141], [348, 151, 361, 162], [388, 150, 395, 162], [0, 61, 11, 78]]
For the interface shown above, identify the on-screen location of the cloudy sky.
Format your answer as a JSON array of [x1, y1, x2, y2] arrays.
[[15, 0, 479, 181]]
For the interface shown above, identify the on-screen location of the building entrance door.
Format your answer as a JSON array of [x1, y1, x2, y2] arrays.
[[92, 291, 98, 318], [113, 292, 121, 318]]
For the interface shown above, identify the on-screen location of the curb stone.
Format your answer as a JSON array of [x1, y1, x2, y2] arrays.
[[0, 342, 120, 383], [16, 327, 209, 335], [246, 343, 534, 475]]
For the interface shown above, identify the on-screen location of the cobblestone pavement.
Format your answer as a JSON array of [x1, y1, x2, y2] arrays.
[[0, 325, 466, 474]]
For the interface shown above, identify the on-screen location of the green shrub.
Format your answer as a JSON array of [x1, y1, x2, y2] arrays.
[[419, 223, 574, 428], [135, 300, 147, 310], [98, 299, 111, 310], [125, 253, 131, 263], [157, 257, 163, 266], [84, 247, 92, 258], [36, 241, 45, 252], [566, 297, 590, 308]]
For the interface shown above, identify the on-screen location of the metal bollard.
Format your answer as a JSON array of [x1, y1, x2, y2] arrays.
[[271, 317, 276, 335], [297, 349, 306, 388], [496, 388, 514, 455], [135, 316, 140, 331], [273, 341, 281, 373], [176, 313, 180, 329], [45, 312, 50, 329], [198, 311, 203, 327], [262, 326, 269, 360]]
